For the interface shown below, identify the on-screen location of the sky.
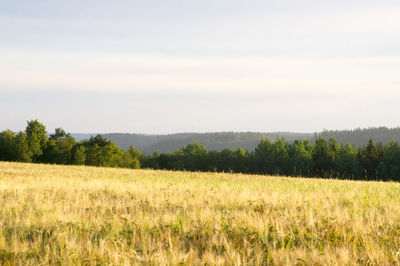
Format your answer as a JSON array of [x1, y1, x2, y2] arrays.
[[1, 0, 400, 134]]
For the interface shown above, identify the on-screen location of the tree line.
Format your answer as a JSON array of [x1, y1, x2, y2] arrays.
[[1, 120, 400, 181], [0, 120, 141, 169], [102, 131, 311, 154], [94, 127, 400, 154]]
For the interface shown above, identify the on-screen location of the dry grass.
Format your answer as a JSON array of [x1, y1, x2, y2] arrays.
[[0, 162, 400, 265]]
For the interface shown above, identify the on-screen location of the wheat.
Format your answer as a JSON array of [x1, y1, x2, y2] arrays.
[[0, 162, 399, 265]]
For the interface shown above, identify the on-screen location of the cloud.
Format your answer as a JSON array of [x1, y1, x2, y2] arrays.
[[1, 3, 399, 57], [1, 51, 399, 96], [1, 1, 400, 133]]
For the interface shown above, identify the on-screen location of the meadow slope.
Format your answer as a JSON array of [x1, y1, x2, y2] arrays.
[[0, 162, 400, 265]]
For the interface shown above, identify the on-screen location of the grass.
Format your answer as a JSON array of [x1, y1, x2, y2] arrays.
[[1, 162, 400, 265]]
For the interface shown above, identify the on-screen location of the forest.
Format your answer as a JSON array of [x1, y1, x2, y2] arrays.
[[101, 132, 312, 153], [74, 127, 400, 154], [1, 120, 400, 181], [98, 127, 400, 154]]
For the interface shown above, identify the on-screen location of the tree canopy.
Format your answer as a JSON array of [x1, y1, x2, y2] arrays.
[[1, 120, 400, 181]]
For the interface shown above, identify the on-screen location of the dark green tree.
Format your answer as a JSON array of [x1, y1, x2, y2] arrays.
[[312, 137, 334, 177], [42, 128, 76, 164], [122, 146, 142, 169], [377, 142, 400, 181], [217, 148, 248, 173], [358, 139, 379, 179], [71, 144, 86, 165], [13, 132, 32, 162], [157, 152, 184, 170], [232, 148, 249, 173], [180, 142, 208, 171], [26, 120, 48, 161], [0, 130, 16, 161], [254, 139, 274, 174], [288, 140, 312, 177], [83, 135, 123, 167], [327, 137, 340, 168], [336, 144, 360, 179], [271, 138, 289, 175]]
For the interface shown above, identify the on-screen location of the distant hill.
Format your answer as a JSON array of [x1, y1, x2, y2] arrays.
[[70, 127, 400, 154], [312, 127, 400, 147], [101, 132, 312, 154], [70, 133, 97, 141]]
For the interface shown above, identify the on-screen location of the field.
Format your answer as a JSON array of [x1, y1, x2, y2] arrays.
[[1, 162, 400, 265]]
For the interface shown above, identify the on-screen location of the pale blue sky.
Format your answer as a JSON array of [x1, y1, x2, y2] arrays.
[[1, 1, 399, 133]]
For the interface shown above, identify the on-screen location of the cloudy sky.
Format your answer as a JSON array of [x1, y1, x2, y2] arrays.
[[1, 0, 399, 133]]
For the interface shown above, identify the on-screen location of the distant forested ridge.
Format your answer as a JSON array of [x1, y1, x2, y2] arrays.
[[2, 120, 400, 181], [101, 132, 312, 154], [311, 127, 400, 147], [68, 127, 400, 154]]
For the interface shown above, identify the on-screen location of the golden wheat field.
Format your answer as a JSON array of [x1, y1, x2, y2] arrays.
[[1, 162, 400, 265]]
